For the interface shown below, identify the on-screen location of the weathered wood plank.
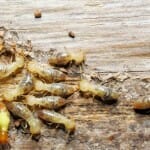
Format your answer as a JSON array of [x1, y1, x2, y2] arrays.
[[0, 0, 150, 72], [0, 1, 149, 150]]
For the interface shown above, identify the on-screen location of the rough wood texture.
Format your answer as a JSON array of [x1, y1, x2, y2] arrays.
[[0, 0, 150, 150], [0, 0, 150, 72]]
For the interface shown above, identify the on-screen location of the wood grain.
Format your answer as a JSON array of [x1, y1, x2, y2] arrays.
[[0, 0, 150, 72], [0, 1, 150, 150]]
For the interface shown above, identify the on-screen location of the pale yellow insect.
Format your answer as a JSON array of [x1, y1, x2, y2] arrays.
[[48, 50, 85, 66], [38, 109, 75, 133], [27, 61, 68, 83], [0, 54, 24, 80], [3, 73, 34, 101], [80, 79, 119, 103], [25, 95, 67, 109], [34, 79, 79, 97], [6, 102, 41, 135]]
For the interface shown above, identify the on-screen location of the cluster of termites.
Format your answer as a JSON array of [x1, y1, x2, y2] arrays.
[[0, 28, 149, 144]]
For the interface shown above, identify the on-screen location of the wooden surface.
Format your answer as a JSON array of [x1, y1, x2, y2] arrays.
[[0, 0, 150, 72], [0, 0, 150, 150]]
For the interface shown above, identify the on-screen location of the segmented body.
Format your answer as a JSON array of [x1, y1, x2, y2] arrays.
[[18, 73, 34, 93], [3, 73, 34, 101], [80, 80, 118, 103], [25, 95, 67, 109], [38, 109, 75, 133], [35, 80, 79, 97], [0, 55, 24, 80], [6, 102, 41, 135], [27, 61, 67, 82], [48, 50, 85, 66], [48, 51, 71, 66]]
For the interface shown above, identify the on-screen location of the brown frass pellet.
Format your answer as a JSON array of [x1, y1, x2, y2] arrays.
[[68, 31, 75, 38], [34, 9, 42, 18]]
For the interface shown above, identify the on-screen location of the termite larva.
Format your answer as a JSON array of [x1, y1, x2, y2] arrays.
[[38, 109, 75, 133], [6, 102, 41, 135], [25, 95, 67, 109], [0, 54, 24, 80], [48, 50, 85, 66], [0, 102, 10, 144], [80, 79, 119, 103], [27, 61, 68, 83], [3, 73, 34, 101], [34, 79, 79, 97]]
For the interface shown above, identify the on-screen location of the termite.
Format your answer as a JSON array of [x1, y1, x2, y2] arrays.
[[79, 79, 119, 103], [27, 61, 74, 83], [3, 73, 34, 101], [34, 79, 79, 97], [6, 102, 41, 135], [38, 109, 75, 133], [25, 95, 67, 109], [0, 102, 10, 144], [0, 54, 24, 80], [48, 50, 85, 66], [133, 96, 150, 114]]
